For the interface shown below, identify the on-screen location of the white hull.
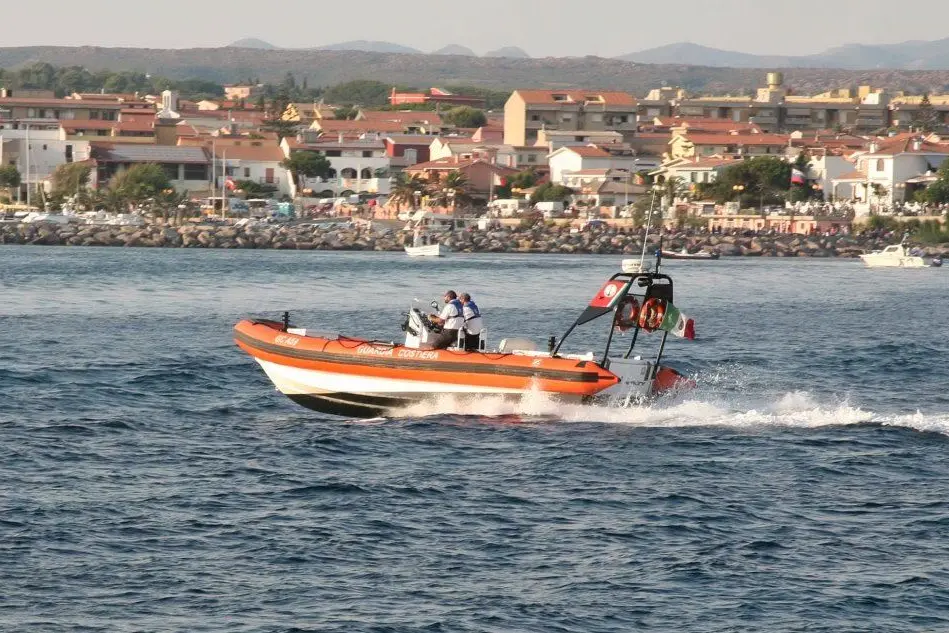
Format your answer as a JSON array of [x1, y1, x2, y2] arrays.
[[859, 254, 928, 268], [405, 243, 444, 257], [257, 359, 526, 397]]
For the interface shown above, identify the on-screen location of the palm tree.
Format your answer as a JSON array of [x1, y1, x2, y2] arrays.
[[435, 171, 471, 212], [389, 173, 426, 212]]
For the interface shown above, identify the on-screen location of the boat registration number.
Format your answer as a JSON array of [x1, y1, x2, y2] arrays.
[[274, 334, 301, 346]]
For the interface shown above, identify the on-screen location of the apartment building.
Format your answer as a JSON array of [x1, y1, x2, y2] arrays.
[[503, 89, 638, 146]]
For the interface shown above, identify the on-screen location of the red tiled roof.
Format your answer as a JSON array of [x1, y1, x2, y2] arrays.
[[833, 170, 868, 181], [513, 90, 637, 107], [564, 146, 611, 157], [867, 135, 949, 155], [358, 110, 443, 125], [0, 97, 123, 108], [315, 119, 407, 134], [212, 144, 285, 162]]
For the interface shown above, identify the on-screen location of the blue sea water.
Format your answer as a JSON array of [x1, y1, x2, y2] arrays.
[[2, 246, 949, 632]]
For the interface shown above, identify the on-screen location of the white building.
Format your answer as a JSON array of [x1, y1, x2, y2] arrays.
[[0, 127, 92, 198], [548, 144, 658, 184], [832, 135, 949, 209], [214, 144, 292, 197], [280, 136, 391, 197]]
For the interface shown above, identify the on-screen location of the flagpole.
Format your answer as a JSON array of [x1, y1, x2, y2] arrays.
[[221, 149, 227, 219]]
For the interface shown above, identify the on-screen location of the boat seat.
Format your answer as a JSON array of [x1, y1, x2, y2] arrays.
[[498, 338, 537, 353]]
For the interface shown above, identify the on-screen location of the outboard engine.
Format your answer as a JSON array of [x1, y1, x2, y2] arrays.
[[599, 356, 657, 404]]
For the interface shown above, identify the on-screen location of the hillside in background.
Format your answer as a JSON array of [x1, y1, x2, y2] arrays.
[[227, 38, 279, 50], [620, 37, 949, 70], [2, 46, 949, 96]]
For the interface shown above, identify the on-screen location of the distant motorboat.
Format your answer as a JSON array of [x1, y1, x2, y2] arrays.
[[660, 247, 720, 261], [859, 243, 928, 268]]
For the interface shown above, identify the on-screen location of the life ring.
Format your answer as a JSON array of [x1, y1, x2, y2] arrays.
[[614, 296, 640, 331], [638, 297, 666, 331]]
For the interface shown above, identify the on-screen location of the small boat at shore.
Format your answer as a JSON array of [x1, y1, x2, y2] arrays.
[[404, 227, 447, 257], [235, 257, 697, 417], [660, 247, 720, 260]]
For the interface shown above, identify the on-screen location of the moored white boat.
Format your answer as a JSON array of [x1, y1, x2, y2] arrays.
[[405, 242, 444, 257], [859, 243, 928, 268]]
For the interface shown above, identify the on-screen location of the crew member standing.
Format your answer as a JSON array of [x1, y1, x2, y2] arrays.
[[431, 290, 464, 349], [460, 293, 484, 351]]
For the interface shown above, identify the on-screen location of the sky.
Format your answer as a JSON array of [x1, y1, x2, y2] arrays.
[[10, 0, 949, 58]]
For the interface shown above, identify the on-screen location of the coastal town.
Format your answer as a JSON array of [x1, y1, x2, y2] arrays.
[[1, 68, 949, 253]]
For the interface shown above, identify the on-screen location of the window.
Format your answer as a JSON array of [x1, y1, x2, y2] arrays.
[[244, 167, 250, 178], [590, 113, 602, 122], [404, 149, 417, 164], [65, 145, 73, 163], [90, 110, 100, 120], [184, 164, 207, 180], [324, 150, 341, 157], [875, 159, 885, 172], [265, 168, 275, 183], [162, 163, 179, 180], [42, 144, 47, 151], [362, 150, 372, 158], [527, 154, 537, 163], [530, 114, 540, 121]]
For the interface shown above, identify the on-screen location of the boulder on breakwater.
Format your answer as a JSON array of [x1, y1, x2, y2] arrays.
[[1, 220, 947, 258]]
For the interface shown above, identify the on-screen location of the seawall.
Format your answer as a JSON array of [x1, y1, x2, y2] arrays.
[[1, 221, 946, 257]]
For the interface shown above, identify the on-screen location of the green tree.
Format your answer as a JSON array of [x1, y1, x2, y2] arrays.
[[708, 156, 792, 209], [281, 151, 333, 190], [109, 164, 172, 204], [322, 80, 391, 106], [50, 162, 91, 197], [921, 158, 949, 204], [530, 182, 573, 204], [333, 106, 359, 120], [913, 94, 939, 134], [442, 106, 487, 128], [0, 165, 21, 197], [261, 117, 299, 140]]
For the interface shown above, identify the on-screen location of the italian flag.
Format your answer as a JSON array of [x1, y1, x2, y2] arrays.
[[659, 302, 696, 340]]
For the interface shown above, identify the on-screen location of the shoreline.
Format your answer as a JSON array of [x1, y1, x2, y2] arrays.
[[2, 221, 947, 258]]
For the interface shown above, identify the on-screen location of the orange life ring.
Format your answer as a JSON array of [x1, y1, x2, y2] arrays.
[[614, 296, 640, 331], [638, 297, 666, 331]]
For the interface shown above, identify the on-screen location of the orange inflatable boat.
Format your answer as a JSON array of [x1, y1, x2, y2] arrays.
[[235, 264, 695, 417]]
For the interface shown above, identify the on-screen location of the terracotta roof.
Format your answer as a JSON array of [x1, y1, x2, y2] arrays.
[[61, 120, 118, 131], [385, 135, 439, 145], [866, 135, 949, 156], [565, 169, 611, 176], [564, 146, 611, 157], [358, 110, 443, 125], [315, 119, 406, 134], [0, 97, 123, 108], [212, 144, 285, 162], [513, 90, 637, 107], [833, 170, 868, 181]]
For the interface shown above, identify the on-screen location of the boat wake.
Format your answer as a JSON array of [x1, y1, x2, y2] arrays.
[[389, 389, 949, 436]]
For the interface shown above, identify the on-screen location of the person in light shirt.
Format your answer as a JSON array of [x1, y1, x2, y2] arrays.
[[431, 290, 464, 349], [460, 293, 484, 351]]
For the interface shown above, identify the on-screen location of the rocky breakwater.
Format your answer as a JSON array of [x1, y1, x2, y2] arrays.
[[2, 221, 947, 258], [0, 221, 404, 251]]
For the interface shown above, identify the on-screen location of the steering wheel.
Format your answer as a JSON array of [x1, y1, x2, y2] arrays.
[[424, 314, 443, 333]]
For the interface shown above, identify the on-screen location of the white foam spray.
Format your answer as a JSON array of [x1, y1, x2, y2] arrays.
[[388, 388, 949, 436]]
